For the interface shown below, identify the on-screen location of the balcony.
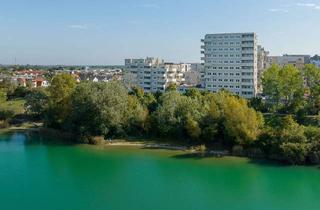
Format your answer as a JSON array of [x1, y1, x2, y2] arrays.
[[201, 39, 205, 42], [201, 45, 205, 49], [201, 51, 205, 54]]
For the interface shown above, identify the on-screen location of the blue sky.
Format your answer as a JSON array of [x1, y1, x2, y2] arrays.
[[0, 0, 320, 65]]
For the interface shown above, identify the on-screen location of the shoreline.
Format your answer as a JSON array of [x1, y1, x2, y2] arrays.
[[0, 126, 231, 157]]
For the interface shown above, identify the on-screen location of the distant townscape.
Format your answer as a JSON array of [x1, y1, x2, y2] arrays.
[[1, 32, 319, 99], [1, 32, 320, 166]]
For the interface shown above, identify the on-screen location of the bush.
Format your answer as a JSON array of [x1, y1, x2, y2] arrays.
[[304, 126, 320, 142], [308, 141, 320, 164], [0, 120, 9, 128], [280, 142, 310, 165], [0, 110, 15, 121], [232, 145, 245, 156], [246, 148, 265, 159]]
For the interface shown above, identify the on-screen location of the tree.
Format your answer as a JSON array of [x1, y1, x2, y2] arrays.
[[220, 93, 264, 145], [185, 114, 201, 140], [0, 89, 6, 102], [259, 115, 310, 164], [279, 65, 304, 112], [125, 95, 148, 135], [303, 64, 320, 114], [262, 65, 304, 113], [45, 74, 76, 128], [262, 64, 281, 108], [25, 88, 49, 117], [280, 142, 310, 165], [150, 91, 206, 140]]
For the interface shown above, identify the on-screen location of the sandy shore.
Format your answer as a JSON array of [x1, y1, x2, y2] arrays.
[[105, 141, 189, 151]]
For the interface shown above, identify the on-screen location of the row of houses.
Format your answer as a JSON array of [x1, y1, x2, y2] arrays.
[[11, 69, 50, 88]]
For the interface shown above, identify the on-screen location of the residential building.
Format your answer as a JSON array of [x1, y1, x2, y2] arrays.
[[257, 46, 269, 92], [311, 60, 320, 68], [310, 55, 320, 68], [184, 63, 205, 87], [201, 32, 258, 98], [267, 54, 311, 69], [124, 57, 189, 92]]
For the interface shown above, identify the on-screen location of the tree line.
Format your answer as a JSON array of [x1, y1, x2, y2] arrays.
[[1, 64, 320, 165]]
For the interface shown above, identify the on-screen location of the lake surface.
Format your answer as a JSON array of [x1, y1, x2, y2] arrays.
[[1, 132, 320, 210]]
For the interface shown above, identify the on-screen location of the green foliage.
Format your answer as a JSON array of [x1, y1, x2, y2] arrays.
[[280, 142, 310, 165], [0, 78, 16, 97], [45, 74, 76, 128], [303, 64, 320, 115], [308, 141, 320, 164], [0, 89, 7, 102], [185, 115, 201, 140], [64, 81, 147, 139], [258, 115, 314, 164], [0, 110, 15, 121], [262, 65, 282, 106], [25, 88, 49, 117], [9, 86, 31, 99], [219, 93, 264, 145], [262, 65, 304, 113]]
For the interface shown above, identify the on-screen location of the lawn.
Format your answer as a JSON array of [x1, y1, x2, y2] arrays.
[[0, 98, 26, 115]]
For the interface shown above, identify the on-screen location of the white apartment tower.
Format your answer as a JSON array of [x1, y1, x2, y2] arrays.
[[125, 57, 189, 92], [201, 33, 258, 98]]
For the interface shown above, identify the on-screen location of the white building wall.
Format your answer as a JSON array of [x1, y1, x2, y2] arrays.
[[125, 58, 189, 92], [201, 33, 258, 98]]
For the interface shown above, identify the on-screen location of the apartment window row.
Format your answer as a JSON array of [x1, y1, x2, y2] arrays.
[[242, 72, 254, 76], [206, 35, 242, 39], [141, 82, 166, 86], [242, 79, 254, 83], [133, 71, 166, 75], [207, 72, 241, 76], [242, 85, 254, 89], [206, 48, 242, 52], [207, 84, 241, 89], [206, 78, 241, 82], [205, 54, 241, 58], [204, 42, 242, 46], [206, 66, 241, 70], [242, 91, 254, 95], [206, 60, 242, 64]]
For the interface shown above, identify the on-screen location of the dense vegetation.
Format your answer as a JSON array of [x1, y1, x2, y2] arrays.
[[1, 64, 320, 165]]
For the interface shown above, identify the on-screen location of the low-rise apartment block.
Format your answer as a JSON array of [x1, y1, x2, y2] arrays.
[[124, 57, 190, 92], [267, 54, 311, 69]]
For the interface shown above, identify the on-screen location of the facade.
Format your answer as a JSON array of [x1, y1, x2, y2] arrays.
[[310, 55, 320, 67], [184, 63, 205, 87], [201, 32, 258, 98], [267, 54, 311, 69], [124, 57, 190, 92], [311, 60, 320, 68], [257, 46, 269, 93]]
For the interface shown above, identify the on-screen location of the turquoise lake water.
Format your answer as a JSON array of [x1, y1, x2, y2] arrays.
[[0, 131, 320, 210]]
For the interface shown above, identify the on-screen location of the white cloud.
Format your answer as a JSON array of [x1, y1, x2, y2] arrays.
[[268, 8, 289, 13], [68, 24, 88, 29], [137, 4, 160, 9], [296, 3, 316, 7], [296, 2, 320, 10]]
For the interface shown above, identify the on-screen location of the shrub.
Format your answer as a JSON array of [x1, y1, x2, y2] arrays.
[[280, 142, 310, 165]]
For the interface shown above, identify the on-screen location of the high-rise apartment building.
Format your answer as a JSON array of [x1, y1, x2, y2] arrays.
[[201, 33, 258, 98], [124, 57, 189, 92]]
